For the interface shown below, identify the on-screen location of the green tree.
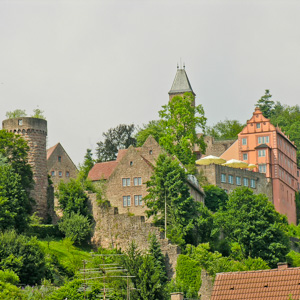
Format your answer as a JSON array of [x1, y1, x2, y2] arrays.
[[206, 119, 244, 140], [203, 185, 228, 212], [31, 108, 46, 119], [0, 130, 33, 190], [214, 187, 290, 267], [136, 120, 165, 146], [78, 149, 95, 181], [145, 153, 199, 246], [159, 92, 206, 166], [58, 212, 92, 245], [5, 109, 27, 119], [96, 124, 136, 162], [56, 179, 90, 217], [148, 234, 167, 284], [121, 241, 144, 295], [0, 230, 47, 285], [255, 89, 275, 118], [0, 165, 31, 232], [138, 254, 166, 300]]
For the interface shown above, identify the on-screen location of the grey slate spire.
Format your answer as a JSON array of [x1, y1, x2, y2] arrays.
[[168, 67, 195, 96]]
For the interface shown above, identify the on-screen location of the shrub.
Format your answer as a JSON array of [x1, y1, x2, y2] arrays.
[[0, 230, 47, 285], [27, 224, 62, 239], [0, 270, 19, 285], [58, 212, 92, 245]]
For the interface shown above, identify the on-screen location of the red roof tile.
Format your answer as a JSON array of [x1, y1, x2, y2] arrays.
[[88, 161, 118, 181], [211, 265, 300, 300]]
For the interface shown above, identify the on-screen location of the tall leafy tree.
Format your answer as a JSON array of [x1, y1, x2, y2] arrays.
[[145, 153, 199, 246], [148, 234, 167, 284], [159, 92, 206, 166], [206, 119, 244, 140], [78, 149, 94, 181], [96, 124, 136, 162], [203, 185, 228, 212], [0, 165, 31, 232], [138, 254, 166, 300], [135, 120, 165, 147], [214, 187, 290, 267], [255, 89, 275, 118], [0, 130, 33, 190], [56, 179, 90, 217]]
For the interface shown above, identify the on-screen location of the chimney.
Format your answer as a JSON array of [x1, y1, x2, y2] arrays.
[[170, 292, 184, 300], [277, 262, 289, 270], [198, 270, 213, 300]]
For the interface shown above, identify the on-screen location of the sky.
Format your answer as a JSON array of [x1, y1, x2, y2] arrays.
[[0, 0, 300, 165]]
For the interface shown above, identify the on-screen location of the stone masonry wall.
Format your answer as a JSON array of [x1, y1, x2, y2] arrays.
[[89, 193, 180, 278], [2, 117, 48, 220], [197, 164, 273, 201]]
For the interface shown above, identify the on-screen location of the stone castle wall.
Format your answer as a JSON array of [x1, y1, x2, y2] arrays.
[[89, 192, 180, 278], [2, 117, 49, 220]]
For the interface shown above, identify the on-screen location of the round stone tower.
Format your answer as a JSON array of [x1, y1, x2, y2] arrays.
[[2, 117, 48, 220]]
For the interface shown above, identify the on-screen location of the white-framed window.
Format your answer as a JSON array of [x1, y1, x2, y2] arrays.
[[236, 176, 241, 185], [258, 136, 269, 144], [133, 177, 142, 186], [259, 164, 267, 173], [243, 153, 248, 160], [242, 138, 247, 145], [243, 178, 249, 186], [250, 179, 256, 188], [122, 178, 130, 186], [134, 195, 142, 206], [59, 171, 62, 177], [51, 171, 55, 177], [258, 149, 266, 157], [221, 173, 226, 183], [228, 175, 233, 184], [256, 123, 261, 129], [123, 196, 131, 207]]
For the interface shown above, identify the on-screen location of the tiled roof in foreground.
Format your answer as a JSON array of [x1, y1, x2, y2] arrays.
[[211, 264, 300, 300]]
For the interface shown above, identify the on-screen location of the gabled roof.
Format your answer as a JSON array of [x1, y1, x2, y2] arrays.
[[88, 161, 118, 181], [211, 264, 300, 299], [168, 68, 195, 95], [47, 143, 59, 160]]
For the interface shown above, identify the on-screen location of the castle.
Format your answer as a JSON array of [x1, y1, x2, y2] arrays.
[[2, 66, 300, 234]]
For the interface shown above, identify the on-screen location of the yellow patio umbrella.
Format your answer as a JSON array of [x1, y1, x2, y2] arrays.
[[223, 159, 249, 169], [248, 164, 257, 169], [196, 155, 226, 166]]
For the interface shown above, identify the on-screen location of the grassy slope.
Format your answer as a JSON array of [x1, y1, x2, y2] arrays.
[[39, 238, 92, 274]]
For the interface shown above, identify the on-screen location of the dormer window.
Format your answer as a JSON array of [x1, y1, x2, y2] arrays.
[[257, 123, 261, 129]]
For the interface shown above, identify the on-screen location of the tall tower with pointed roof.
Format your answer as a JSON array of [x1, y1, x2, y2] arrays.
[[168, 65, 195, 106]]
